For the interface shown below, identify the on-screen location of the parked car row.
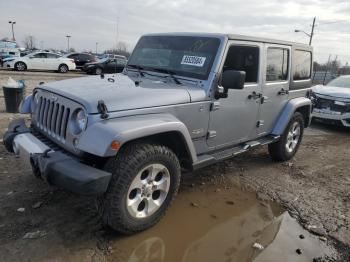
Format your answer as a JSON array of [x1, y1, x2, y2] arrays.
[[1, 51, 127, 74]]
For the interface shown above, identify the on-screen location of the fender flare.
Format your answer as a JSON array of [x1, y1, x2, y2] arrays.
[[77, 113, 197, 162], [271, 97, 312, 135]]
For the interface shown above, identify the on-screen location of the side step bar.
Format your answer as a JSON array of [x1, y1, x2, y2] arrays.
[[193, 135, 280, 170]]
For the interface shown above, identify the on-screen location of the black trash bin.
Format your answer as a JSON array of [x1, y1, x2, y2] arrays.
[[3, 86, 25, 113]]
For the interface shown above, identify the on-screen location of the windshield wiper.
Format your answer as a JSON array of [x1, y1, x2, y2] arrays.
[[149, 68, 182, 85], [127, 64, 145, 77]]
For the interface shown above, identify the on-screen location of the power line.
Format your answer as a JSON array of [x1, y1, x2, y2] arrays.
[[315, 19, 350, 26]]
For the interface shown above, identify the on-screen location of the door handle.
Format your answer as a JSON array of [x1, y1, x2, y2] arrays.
[[278, 88, 289, 95], [248, 91, 262, 100]]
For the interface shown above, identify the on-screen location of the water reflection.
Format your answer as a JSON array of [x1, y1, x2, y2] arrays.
[[109, 188, 328, 262]]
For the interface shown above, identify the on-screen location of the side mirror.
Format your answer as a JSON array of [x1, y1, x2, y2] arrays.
[[222, 70, 246, 90]]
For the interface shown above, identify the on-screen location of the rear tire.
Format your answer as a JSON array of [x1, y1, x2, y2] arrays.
[[58, 64, 68, 73], [268, 112, 304, 161], [98, 143, 181, 234], [15, 62, 27, 71]]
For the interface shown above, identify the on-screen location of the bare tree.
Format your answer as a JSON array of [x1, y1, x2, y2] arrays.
[[104, 41, 130, 57], [23, 35, 36, 50]]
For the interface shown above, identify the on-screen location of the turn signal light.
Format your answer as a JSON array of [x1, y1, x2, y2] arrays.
[[110, 140, 121, 151]]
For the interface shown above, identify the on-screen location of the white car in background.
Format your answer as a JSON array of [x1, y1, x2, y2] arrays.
[[311, 75, 350, 127], [3, 51, 76, 73]]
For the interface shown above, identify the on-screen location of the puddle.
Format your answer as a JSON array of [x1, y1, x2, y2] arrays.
[[107, 186, 328, 262]]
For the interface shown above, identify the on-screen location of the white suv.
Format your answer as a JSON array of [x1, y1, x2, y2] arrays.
[[4, 51, 76, 73]]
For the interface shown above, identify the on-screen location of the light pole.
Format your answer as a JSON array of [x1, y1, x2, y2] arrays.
[[66, 35, 71, 52], [295, 17, 316, 45], [96, 42, 98, 55], [8, 21, 16, 41]]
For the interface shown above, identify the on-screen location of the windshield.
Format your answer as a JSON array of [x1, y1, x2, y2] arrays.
[[327, 77, 350, 88], [127, 35, 221, 80]]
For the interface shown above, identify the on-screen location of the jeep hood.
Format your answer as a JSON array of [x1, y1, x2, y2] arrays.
[[38, 74, 206, 113], [312, 85, 350, 100]]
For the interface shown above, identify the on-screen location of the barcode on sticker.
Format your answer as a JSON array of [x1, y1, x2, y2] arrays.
[[181, 55, 206, 67]]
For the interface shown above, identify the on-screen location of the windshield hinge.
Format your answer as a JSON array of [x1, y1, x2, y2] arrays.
[[210, 101, 220, 111], [97, 100, 109, 119]]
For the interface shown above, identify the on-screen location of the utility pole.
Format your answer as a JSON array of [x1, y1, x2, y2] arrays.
[[294, 17, 316, 46], [8, 21, 16, 41], [309, 17, 316, 45], [66, 35, 71, 52], [96, 42, 98, 55]]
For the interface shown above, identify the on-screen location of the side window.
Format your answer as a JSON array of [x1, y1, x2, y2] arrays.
[[293, 50, 311, 80], [266, 48, 289, 82], [223, 45, 259, 83], [47, 53, 60, 59], [116, 58, 127, 66], [33, 53, 47, 58], [79, 54, 90, 60]]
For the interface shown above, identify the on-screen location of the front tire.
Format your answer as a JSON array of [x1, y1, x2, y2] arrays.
[[98, 143, 181, 234], [268, 112, 304, 161], [15, 62, 27, 71], [94, 67, 103, 75], [58, 64, 68, 73]]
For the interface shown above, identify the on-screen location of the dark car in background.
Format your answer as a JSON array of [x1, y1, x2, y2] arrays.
[[64, 53, 97, 69], [82, 57, 127, 74]]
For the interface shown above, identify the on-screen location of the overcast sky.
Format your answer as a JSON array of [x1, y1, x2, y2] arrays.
[[1, 0, 349, 63]]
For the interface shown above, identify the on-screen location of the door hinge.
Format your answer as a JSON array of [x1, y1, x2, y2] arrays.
[[256, 120, 264, 127], [207, 130, 217, 138], [210, 101, 220, 111]]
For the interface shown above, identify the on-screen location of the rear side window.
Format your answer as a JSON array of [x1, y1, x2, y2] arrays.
[[79, 54, 92, 60], [116, 58, 127, 66], [47, 53, 60, 58], [293, 50, 312, 80], [33, 53, 47, 58], [266, 48, 289, 82]]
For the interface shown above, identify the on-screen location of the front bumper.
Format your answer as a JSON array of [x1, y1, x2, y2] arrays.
[[312, 109, 350, 127], [3, 119, 112, 195]]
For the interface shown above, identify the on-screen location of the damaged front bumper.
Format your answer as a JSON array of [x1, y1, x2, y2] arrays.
[[312, 109, 350, 127], [3, 119, 111, 195]]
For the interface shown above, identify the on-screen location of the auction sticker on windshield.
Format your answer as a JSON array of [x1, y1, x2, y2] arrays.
[[181, 55, 206, 67]]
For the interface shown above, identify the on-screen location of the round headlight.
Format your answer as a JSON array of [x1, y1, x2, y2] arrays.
[[76, 109, 87, 131]]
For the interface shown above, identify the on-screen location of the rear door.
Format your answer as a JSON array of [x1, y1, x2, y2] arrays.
[[257, 44, 291, 136], [46, 53, 61, 70]]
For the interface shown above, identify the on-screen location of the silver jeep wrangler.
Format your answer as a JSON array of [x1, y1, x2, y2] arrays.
[[4, 33, 313, 234]]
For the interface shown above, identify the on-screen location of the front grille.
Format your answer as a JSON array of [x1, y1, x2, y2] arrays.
[[314, 97, 350, 114], [35, 96, 71, 140]]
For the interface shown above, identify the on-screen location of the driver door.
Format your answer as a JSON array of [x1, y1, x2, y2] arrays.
[[29, 53, 46, 69], [207, 42, 263, 149]]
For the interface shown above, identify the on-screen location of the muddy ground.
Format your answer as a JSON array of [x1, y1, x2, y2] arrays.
[[0, 70, 349, 261]]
